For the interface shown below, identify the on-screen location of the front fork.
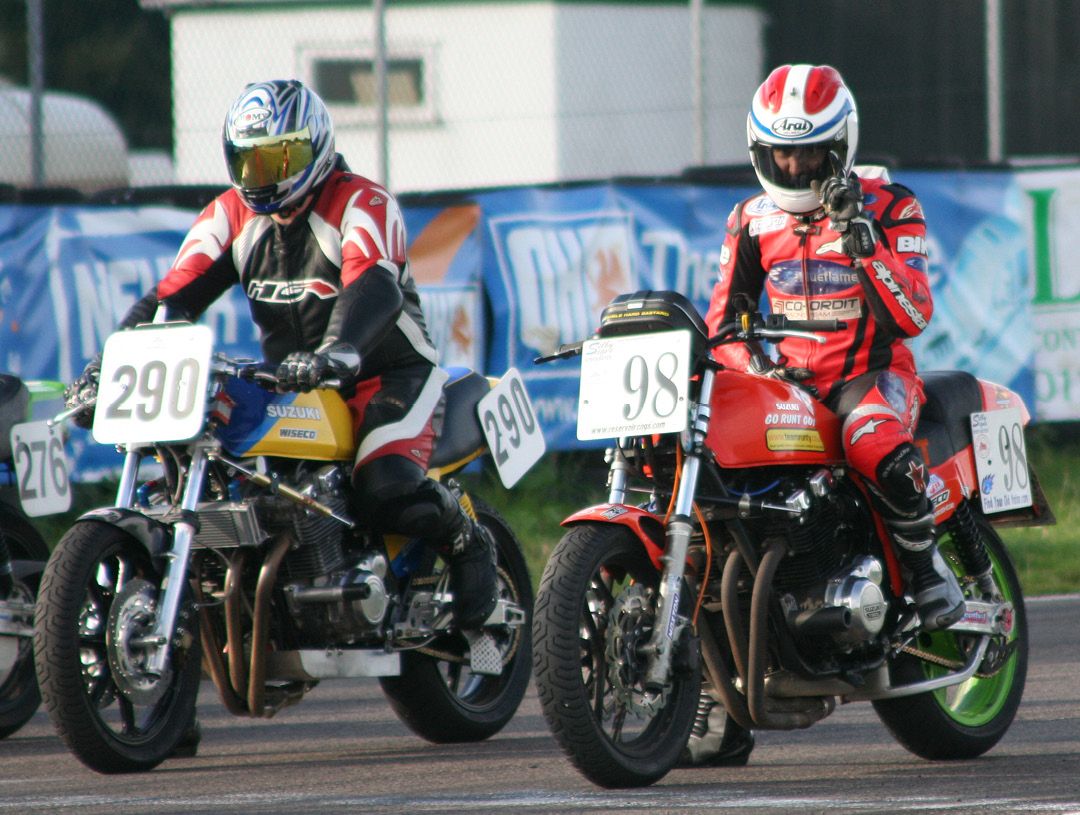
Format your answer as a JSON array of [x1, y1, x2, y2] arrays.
[[118, 445, 208, 677], [629, 367, 714, 694]]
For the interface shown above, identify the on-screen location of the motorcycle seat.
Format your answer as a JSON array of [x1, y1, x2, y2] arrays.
[[429, 369, 491, 470], [915, 370, 982, 466], [0, 374, 29, 458]]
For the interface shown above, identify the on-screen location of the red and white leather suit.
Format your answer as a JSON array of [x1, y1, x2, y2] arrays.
[[704, 175, 934, 504]]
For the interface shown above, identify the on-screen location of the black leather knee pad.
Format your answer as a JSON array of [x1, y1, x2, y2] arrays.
[[874, 442, 930, 518], [353, 456, 461, 539]]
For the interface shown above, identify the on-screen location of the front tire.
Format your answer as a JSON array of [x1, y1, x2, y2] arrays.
[[33, 520, 201, 773], [380, 498, 532, 742], [0, 509, 48, 739], [532, 523, 702, 788], [873, 511, 1026, 759]]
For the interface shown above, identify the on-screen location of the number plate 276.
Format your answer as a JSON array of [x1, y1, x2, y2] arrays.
[[577, 330, 691, 441], [93, 324, 213, 445]]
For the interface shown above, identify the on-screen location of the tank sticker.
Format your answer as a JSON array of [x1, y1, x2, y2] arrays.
[[765, 428, 824, 452], [279, 428, 317, 440], [267, 404, 323, 420]]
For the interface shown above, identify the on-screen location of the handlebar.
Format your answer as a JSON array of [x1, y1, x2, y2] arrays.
[[213, 356, 343, 391], [532, 311, 847, 365], [707, 312, 847, 349]]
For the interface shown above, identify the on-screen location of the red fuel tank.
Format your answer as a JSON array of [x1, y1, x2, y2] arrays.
[[705, 370, 844, 468]]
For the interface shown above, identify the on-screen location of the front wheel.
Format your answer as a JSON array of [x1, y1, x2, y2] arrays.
[[0, 508, 49, 739], [873, 510, 1026, 759], [33, 520, 201, 774], [380, 498, 533, 742], [532, 523, 702, 788]]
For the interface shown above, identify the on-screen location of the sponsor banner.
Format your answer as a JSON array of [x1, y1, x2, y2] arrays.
[[1014, 168, 1080, 420], [0, 168, 1062, 473]]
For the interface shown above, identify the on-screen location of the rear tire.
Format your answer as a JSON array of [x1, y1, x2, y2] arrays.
[[0, 509, 47, 738], [34, 520, 201, 773], [533, 523, 701, 788], [380, 499, 532, 742], [873, 512, 1026, 759]]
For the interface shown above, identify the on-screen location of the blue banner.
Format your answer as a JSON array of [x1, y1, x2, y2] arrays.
[[0, 169, 1041, 478]]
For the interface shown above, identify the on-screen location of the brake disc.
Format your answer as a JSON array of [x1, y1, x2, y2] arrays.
[[106, 578, 173, 705], [604, 582, 663, 717]]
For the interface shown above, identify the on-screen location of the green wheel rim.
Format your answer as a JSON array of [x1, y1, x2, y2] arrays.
[[917, 535, 1018, 727]]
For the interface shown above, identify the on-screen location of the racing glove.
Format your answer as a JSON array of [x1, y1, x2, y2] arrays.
[[64, 355, 101, 430], [813, 174, 879, 259], [276, 343, 361, 392]]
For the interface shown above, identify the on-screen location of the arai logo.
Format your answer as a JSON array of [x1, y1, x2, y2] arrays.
[[771, 117, 813, 137]]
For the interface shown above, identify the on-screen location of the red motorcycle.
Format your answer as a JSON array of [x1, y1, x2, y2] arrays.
[[532, 290, 1050, 788]]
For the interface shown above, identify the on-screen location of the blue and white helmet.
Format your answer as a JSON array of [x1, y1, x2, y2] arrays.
[[747, 64, 859, 213], [223, 79, 336, 214]]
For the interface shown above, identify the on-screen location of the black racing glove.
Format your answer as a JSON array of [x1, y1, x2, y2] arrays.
[[276, 352, 332, 392], [276, 343, 361, 392], [64, 355, 101, 430], [813, 174, 879, 259]]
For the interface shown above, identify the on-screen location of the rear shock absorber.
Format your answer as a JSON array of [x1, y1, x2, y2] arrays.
[[946, 500, 995, 595]]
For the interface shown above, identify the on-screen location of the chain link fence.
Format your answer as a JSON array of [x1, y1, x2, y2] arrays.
[[4, 1, 767, 196]]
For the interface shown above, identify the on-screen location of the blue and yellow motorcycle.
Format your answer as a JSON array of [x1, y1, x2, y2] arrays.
[[35, 322, 539, 774]]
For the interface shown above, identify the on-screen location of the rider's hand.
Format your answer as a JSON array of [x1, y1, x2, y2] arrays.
[[813, 174, 879, 259], [276, 351, 331, 392], [64, 356, 101, 430], [815, 174, 863, 225]]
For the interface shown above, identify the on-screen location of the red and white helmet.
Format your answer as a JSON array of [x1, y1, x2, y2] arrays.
[[747, 64, 859, 213]]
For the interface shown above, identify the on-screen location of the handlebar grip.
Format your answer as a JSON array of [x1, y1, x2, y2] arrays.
[[785, 319, 847, 332]]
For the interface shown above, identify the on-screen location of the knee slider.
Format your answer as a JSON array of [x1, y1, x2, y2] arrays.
[[874, 442, 930, 518]]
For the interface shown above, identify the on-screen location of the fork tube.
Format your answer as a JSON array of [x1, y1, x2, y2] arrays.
[[606, 442, 632, 504], [643, 368, 714, 691], [145, 446, 209, 675], [114, 448, 143, 508]]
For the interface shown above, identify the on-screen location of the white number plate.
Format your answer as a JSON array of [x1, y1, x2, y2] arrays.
[[577, 330, 691, 441], [971, 408, 1032, 514], [10, 420, 71, 516], [93, 324, 213, 444], [478, 368, 546, 488]]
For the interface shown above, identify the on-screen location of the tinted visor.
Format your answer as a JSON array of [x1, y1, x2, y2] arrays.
[[226, 128, 314, 189], [752, 141, 846, 190]]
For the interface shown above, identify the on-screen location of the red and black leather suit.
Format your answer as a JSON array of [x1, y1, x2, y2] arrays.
[[120, 160, 458, 539], [704, 175, 935, 515]]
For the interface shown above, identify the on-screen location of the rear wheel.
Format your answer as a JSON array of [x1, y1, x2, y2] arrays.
[[380, 499, 532, 742], [34, 521, 201, 773], [873, 511, 1026, 759], [0, 508, 48, 738], [532, 523, 701, 788]]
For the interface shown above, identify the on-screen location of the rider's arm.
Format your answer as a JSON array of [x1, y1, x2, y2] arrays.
[[852, 184, 933, 338], [318, 184, 408, 359], [119, 194, 244, 329], [703, 200, 767, 369]]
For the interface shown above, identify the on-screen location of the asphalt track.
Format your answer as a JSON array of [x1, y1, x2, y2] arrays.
[[2, 596, 1078, 814]]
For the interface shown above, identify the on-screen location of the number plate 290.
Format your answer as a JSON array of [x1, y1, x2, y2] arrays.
[[93, 324, 213, 444], [577, 330, 691, 441]]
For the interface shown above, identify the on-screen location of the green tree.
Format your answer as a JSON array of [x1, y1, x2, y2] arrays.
[[0, 0, 171, 150]]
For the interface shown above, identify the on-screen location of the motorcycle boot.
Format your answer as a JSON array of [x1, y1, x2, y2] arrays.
[[677, 689, 754, 768], [887, 508, 965, 631], [446, 503, 499, 630], [871, 442, 964, 631]]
